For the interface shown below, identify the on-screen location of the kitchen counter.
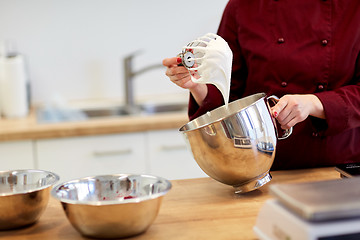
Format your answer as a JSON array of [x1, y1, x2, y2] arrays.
[[0, 109, 189, 141], [0, 167, 340, 240]]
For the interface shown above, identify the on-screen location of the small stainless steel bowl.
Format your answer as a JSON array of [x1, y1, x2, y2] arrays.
[[0, 169, 60, 230], [51, 174, 172, 239]]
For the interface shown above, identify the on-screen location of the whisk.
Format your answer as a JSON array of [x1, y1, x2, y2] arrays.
[[177, 33, 233, 104], [178, 33, 219, 80]]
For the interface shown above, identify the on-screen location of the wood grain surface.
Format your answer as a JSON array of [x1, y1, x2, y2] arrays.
[[0, 168, 340, 240]]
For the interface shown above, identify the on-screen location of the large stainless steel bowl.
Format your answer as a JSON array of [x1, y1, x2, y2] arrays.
[[0, 169, 60, 230], [180, 93, 292, 193], [51, 174, 172, 239]]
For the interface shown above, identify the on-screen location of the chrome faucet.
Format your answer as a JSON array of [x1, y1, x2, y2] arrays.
[[123, 51, 164, 114]]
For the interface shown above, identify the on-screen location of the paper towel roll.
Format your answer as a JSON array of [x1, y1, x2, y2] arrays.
[[0, 55, 29, 118]]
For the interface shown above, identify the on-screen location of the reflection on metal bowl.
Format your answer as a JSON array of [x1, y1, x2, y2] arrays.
[[180, 93, 292, 194], [51, 174, 172, 239], [0, 169, 59, 230]]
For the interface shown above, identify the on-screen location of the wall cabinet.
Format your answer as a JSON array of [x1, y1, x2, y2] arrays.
[[0, 140, 35, 170], [35, 129, 206, 182]]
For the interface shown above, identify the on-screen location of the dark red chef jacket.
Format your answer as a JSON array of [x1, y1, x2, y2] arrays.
[[188, 0, 360, 170]]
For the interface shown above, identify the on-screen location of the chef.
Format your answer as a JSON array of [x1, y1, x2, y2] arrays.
[[163, 0, 360, 170]]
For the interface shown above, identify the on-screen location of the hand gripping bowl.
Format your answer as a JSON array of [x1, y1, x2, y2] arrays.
[[179, 93, 292, 193], [51, 174, 172, 239], [0, 169, 59, 230]]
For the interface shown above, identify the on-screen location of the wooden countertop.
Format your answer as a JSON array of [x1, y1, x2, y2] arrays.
[[0, 167, 340, 240], [0, 110, 189, 141]]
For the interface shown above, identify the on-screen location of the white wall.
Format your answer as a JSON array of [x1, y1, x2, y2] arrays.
[[0, 0, 228, 105]]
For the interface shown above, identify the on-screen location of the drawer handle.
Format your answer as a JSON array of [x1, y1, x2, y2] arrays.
[[93, 149, 132, 157], [159, 145, 187, 151]]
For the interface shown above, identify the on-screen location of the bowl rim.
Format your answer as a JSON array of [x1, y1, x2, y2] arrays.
[[179, 92, 267, 133], [51, 173, 172, 205], [0, 169, 60, 196]]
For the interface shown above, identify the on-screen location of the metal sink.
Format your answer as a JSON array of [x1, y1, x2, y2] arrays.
[[139, 103, 188, 114], [82, 106, 130, 118], [82, 103, 188, 117], [36, 102, 188, 123]]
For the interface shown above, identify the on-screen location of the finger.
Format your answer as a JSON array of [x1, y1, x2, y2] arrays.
[[283, 111, 310, 129], [280, 116, 299, 129], [279, 114, 295, 129], [279, 99, 308, 126], [272, 97, 288, 118], [172, 74, 195, 89], [174, 72, 190, 80], [166, 65, 189, 78], [170, 73, 189, 84], [166, 67, 189, 81], [162, 57, 181, 67], [278, 107, 296, 126]]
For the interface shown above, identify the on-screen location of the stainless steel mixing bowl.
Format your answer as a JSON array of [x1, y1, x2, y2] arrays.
[[0, 169, 60, 230], [51, 174, 172, 239], [180, 93, 292, 193]]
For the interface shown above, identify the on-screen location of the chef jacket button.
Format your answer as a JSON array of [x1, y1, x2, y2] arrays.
[[277, 38, 285, 44], [318, 84, 324, 90], [281, 81, 287, 87], [321, 39, 328, 46], [312, 132, 319, 137]]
